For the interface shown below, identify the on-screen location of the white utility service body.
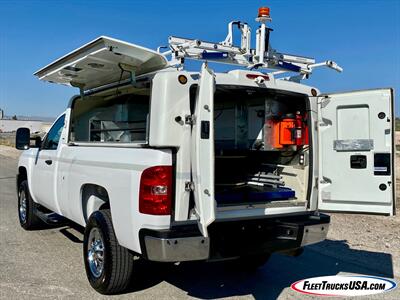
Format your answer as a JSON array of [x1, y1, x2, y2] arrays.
[[15, 8, 395, 294]]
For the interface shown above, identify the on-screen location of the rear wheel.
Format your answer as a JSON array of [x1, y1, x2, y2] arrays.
[[83, 209, 134, 294], [18, 180, 42, 230]]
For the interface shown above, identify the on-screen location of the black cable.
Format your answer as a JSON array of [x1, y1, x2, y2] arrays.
[[115, 64, 125, 97]]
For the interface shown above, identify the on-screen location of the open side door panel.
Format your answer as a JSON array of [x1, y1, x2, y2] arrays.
[[192, 63, 216, 237], [318, 89, 395, 215], [34, 36, 167, 91]]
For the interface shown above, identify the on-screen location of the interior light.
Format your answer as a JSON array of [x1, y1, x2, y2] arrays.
[[246, 74, 269, 81]]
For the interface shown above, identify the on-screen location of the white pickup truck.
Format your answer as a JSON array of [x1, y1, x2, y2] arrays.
[[15, 9, 395, 295]]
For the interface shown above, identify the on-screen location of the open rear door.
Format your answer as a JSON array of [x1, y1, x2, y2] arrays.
[[34, 36, 167, 91], [318, 89, 395, 215], [192, 63, 216, 237]]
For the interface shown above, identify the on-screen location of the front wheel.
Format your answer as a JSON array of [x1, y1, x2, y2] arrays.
[[83, 209, 134, 294], [18, 180, 42, 230]]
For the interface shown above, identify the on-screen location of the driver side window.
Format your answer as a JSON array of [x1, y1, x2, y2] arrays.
[[43, 115, 65, 150]]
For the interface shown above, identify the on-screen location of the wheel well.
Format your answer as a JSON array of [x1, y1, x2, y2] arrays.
[[81, 184, 110, 222], [17, 167, 27, 191]]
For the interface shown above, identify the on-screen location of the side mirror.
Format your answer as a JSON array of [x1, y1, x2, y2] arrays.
[[15, 128, 30, 150], [34, 136, 42, 148]]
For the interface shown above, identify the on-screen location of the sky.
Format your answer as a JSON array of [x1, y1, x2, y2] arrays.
[[1, 0, 399, 118]]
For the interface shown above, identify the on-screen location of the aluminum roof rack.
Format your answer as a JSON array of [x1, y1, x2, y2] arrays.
[[160, 7, 343, 82]]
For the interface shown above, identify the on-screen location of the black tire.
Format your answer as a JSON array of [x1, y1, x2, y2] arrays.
[[18, 180, 42, 230], [83, 209, 134, 294]]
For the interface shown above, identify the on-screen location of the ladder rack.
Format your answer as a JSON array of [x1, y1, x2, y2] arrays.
[[161, 7, 343, 81]]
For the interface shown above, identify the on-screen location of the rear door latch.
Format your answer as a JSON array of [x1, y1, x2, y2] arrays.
[[185, 181, 195, 192], [185, 115, 196, 125]]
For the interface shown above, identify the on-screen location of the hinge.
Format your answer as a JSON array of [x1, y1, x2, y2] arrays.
[[185, 181, 195, 192], [189, 208, 199, 219], [320, 176, 332, 184], [185, 115, 196, 125], [319, 96, 331, 108], [314, 177, 318, 189]]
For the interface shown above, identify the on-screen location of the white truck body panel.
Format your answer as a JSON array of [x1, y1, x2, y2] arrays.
[[191, 64, 216, 237], [56, 146, 172, 252], [318, 89, 395, 215]]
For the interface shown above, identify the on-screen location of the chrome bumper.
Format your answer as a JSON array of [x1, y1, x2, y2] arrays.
[[144, 236, 210, 262], [301, 223, 329, 246], [141, 213, 330, 262]]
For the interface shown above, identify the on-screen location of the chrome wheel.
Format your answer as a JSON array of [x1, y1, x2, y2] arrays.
[[19, 190, 27, 224], [87, 228, 105, 278]]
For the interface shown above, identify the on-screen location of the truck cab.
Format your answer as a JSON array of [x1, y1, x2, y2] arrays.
[[15, 11, 395, 295]]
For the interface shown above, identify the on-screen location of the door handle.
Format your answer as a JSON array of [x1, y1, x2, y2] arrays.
[[201, 121, 210, 139], [45, 159, 53, 165]]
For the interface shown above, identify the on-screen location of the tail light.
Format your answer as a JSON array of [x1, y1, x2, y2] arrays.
[[139, 166, 172, 215]]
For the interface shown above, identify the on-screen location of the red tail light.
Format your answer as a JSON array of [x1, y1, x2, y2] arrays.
[[139, 166, 172, 215]]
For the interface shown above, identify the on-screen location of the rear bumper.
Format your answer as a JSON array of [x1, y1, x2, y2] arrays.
[[139, 213, 330, 262]]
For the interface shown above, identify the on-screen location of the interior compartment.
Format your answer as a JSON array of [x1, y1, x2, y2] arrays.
[[69, 85, 150, 143], [214, 86, 310, 207]]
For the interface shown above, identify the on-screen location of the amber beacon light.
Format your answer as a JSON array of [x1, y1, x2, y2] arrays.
[[258, 7, 270, 18]]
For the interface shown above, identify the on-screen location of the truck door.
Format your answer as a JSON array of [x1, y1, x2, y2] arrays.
[[30, 114, 65, 213], [318, 89, 395, 215], [191, 63, 216, 237]]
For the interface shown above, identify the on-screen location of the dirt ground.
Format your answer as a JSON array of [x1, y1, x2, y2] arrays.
[[0, 145, 20, 159], [0, 133, 15, 147]]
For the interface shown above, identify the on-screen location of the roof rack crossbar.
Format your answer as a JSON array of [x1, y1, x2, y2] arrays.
[[163, 8, 343, 81]]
